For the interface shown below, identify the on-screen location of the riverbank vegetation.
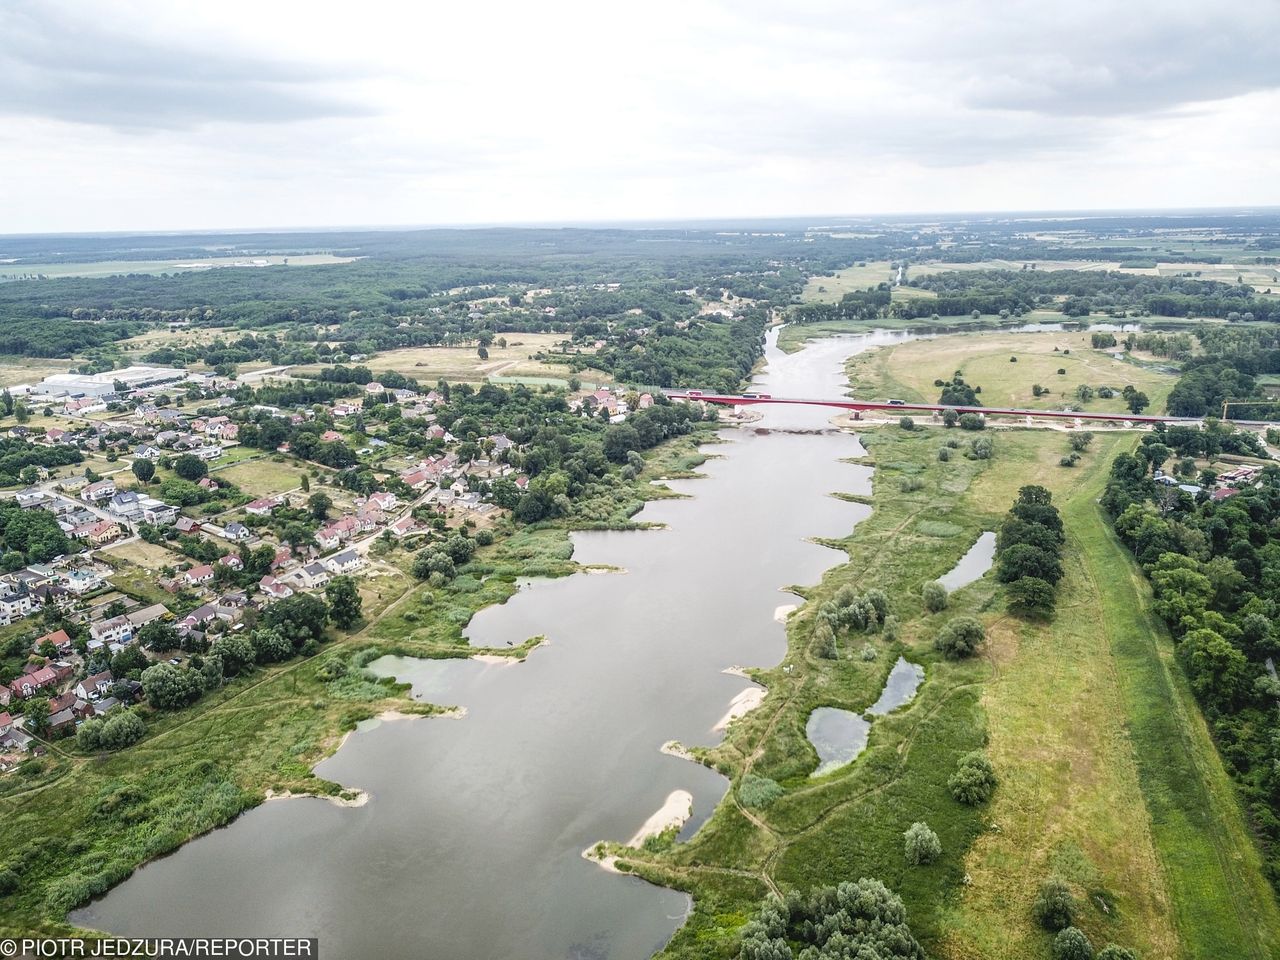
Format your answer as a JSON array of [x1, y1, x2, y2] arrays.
[[589, 422, 1279, 960]]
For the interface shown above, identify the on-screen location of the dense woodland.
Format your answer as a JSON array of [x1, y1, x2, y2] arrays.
[[1103, 434, 1280, 886]]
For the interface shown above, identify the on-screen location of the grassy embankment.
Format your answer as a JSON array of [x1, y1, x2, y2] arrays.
[[604, 422, 1277, 957], [0, 431, 713, 937]]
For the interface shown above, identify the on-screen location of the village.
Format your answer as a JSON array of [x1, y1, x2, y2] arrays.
[[0, 363, 652, 768]]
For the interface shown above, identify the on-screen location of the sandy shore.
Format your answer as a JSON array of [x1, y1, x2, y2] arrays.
[[469, 654, 521, 665], [627, 789, 694, 847], [661, 740, 698, 763], [263, 787, 370, 808], [713, 686, 766, 732], [773, 603, 798, 623]]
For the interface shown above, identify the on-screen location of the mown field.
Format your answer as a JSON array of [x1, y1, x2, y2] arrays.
[[607, 422, 1280, 960], [290, 334, 609, 386], [846, 330, 1178, 414]]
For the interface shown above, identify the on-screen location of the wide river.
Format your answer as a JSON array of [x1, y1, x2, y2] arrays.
[[73, 328, 923, 959]]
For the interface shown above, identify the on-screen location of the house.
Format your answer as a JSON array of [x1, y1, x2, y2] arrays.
[[89, 616, 133, 647], [321, 430, 343, 442], [9, 665, 58, 699], [197, 477, 219, 491], [0, 711, 12, 736], [48, 707, 77, 734], [75, 670, 115, 700], [126, 603, 169, 629], [64, 568, 104, 594], [185, 564, 215, 586], [323, 550, 362, 575], [258, 575, 294, 599], [1212, 487, 1241, 502], [91, 697, 121, 716], [181, 604, 222, 629], [142, 499, 178, 525], [389, 515, 418, 538], [400, 468, 432, 490], [73, 520, 121, 546], [174, 516, 201, 534], [134, 444, 163, 460], [81, 479, 116, 503], [218, 554, 243, 571], [16, 488, 49, 509], [367, 491, 398, 511], [245, 496, 284, 517], [364, 381, 385, 395], [49, 691, 92, 720], [0, 586, 34, 625], [285, 561, 330, 590], [32, 629, 73, 656], [224, 522, 252, 542]]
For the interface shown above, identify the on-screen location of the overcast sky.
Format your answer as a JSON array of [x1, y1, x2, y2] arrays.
[[3, 0, 1278, 233]]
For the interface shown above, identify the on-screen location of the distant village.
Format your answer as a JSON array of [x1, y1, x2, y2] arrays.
[[0, 363, 650, 766]]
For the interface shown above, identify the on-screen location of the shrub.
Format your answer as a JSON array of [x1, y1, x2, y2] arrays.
[[903, 821, 941, 865], [941, 408, 959, 427], [898, 476, 924, 492], [922, 580, 948, 613], [1059, 454, 1079, 467], [958, 413, 985, 431], [1095, 947, 1137, 960], [1057, 368, 1067, 375], [935, 616, 984, 659], [937, 446, 951, 462], [948, 751, 997, 804], [0, 867, 18, 895], [738, 773, 784, 809], [860, 643, 878, 661], [899, 416, 915, 431], [881, 614, 899, 641], [1033, 876, 1076, 931], [1053, 927, 1093, 960], [812, 619, 837, 660], [1010, 356, 1017, 362], [970, 436, 994, 460]]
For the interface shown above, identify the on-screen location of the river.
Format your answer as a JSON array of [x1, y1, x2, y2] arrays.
[[71, 328, 920, 959]]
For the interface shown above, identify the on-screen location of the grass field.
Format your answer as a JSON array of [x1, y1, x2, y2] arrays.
[[0, 359, 75, 388], [211, 457, 305, 498], [290, 334, 609, 385], [102, 539, 182, 571], [846, 330, 1178, 414], [802, 262, 898, 302]]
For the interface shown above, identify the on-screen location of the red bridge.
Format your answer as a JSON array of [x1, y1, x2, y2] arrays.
[[664, 392, 1224, 427]]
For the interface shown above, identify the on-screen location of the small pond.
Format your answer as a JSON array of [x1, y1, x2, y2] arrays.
[[807, 656, 924, 777], [938, 532, 996, 594]]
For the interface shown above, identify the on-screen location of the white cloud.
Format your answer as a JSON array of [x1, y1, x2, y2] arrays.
[[1, 0, 1277, 232]]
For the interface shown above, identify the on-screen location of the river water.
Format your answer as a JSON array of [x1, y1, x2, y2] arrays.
[[72, 328, 919, 959]]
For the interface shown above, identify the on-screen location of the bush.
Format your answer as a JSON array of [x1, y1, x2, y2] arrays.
[[937, 446, 951, 462], [922, 580, 948, 613], [1059, 454, 1079, 467], [948, 751, 997, 804], [903, 821, 941, 865], [898, 476, 924, 492], [1095, 947, 1137, 960], [935, 616, 984, 659], [1010, 356, 1017, 362], [1033, 876, 1076, 931], [958, 413, 985, 431], [1053, 927, 1093, 960], [899, 416, 915, 431], [812, 619, 837, 660], [738, 773, 784, 809], [970, 436, 994, 460]]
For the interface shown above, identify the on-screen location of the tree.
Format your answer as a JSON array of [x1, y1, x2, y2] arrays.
[[935, 616, 984, 659], [132, 459, 155, 484], [735, 879, 924, 960], [1053, 927, 1093, 960], [14, 402, 29, 424], [325, 576, 363, 629], [137, 620, 179, 652], [173, 454, 208, 481], [958, 413, 985, 431], [1067, 431, 1093, 452], [899, 416, 915, 431], [141, 663, 200, 710], [948, 751, 997, 804], [24, 698, 49, 735], [1007, 576, 1056, 618], [1033, 876, 1075, 931], [997, 543, 1064, 585], [300, 473, 310, 492], [812, 618, 837, 659], [250, 627, 293, 664], [1095, 947, 1137, 960], [903, 821, 941, 865], [1126, 391, 1150, 415], [308, 492, 333, 520], [922, 580, 948, 613], [602, 424, 640, 463], [210, 633, 255, 676], [941, 407, 959, 428], [261, 593, 330, 646]]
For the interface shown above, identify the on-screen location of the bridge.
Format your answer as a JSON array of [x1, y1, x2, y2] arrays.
[[663, 392, 1268, 428]]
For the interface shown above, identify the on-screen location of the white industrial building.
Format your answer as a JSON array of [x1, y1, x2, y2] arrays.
[[37, 365, 188, 399]]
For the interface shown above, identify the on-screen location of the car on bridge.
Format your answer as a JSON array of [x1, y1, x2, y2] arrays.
[[886, 399, 906, 406]]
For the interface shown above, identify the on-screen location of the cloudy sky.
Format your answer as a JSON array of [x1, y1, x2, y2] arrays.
[[2, 0, 1278, 233]]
